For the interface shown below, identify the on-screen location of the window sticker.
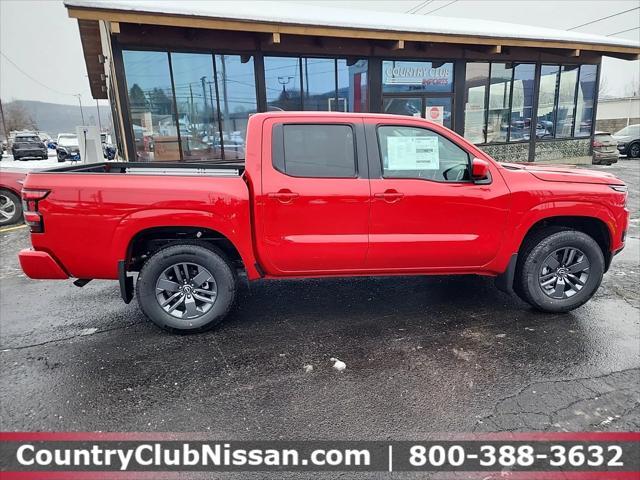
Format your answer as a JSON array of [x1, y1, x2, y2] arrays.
[[387, 136, 439, 170]]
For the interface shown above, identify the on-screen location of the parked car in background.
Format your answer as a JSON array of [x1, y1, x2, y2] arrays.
[[0, 169, 27, 225], [11, 133, 48, 161], [592, 131, 620, 165], [56, 134, 81, 162], [18, 112, 629, 333], [613, 124, 640, 158], [101, 133, 117, 160]]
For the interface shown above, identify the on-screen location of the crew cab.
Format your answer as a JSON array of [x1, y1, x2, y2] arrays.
[[18, 112, 629, 333]]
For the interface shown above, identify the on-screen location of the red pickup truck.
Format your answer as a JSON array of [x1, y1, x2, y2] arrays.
[[19, 112, 629, 333]]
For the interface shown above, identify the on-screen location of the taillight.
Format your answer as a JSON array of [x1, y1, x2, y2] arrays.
[[21, 189, 50, 233]]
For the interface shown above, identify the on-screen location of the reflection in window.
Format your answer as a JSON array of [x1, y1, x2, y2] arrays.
[[383, 97, 421, 117], [378, 126, 470, 182], [509, 63, 535, 142], [123, 50, 179, 161], [556, 65, 579, 138], [574, 64, 597, 137], [486, 63, 513, 143], [264, 57, 302, 111], [171, 53, 219, 161], [537, 65, 560, 138], [382, 60, 454, 93], [339, 59, 368, 112], [302, 58, 336, 111], [464, 63, 489, 144], [216, 55, 257, 160]]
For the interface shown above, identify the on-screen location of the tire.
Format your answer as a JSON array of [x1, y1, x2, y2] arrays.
[[0, 189, 23, 226], [628, 142, 640, 159], [57, 154, 65, 162], [136, 244, 237, 333], [13, 155, 20, 161], [515, 229, 604, 313]]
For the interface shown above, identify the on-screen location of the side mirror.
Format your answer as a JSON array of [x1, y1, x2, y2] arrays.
[[471, 158, 491, 181]]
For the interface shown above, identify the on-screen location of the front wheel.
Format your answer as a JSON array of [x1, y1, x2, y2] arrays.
[[136, 244, 237, 333], [515, 230, 604, 313], [628, 142, 640, 159]]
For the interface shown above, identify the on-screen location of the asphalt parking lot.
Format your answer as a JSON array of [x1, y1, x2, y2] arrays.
[[1, 160, 638, 439]]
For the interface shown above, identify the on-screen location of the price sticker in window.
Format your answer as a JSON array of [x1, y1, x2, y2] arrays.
[[387, 136, 439, 170]]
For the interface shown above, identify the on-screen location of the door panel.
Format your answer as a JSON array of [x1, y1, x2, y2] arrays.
[[364, 121, 510, 270], [257, 117, 370, 275]]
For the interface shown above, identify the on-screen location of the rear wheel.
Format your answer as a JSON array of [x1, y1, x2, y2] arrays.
[[0, 190, 22, 226], [136, 244, 237, 333], [628, 142, 640, 159], [515, 229, 604, 313]]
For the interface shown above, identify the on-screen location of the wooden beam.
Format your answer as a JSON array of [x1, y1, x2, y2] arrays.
[[466, 44, 502, 54], [392, 39, 404, 50], [66, 7, 640, 56], [570, 49, 580, 57], [110, 21, 120, 34], [270, 32, 280, 44]]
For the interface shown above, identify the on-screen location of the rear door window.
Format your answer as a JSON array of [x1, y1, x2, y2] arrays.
[[274, 124, 356, 178]]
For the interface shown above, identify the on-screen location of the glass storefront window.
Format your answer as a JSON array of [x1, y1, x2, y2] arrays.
[[537, 65, 560, 139], [486, 63, 513, 143], [170, 52, 220, 162], [302, 58, 336, 111], [382, 60, 454, 93], [264, 57, 302, 111], [556, 65, 579, 138], [123, 50, 179, 161], [464, 63, 489, 144], [574, 64, 597, 137], [509, 63, 535, 142], [215, 55, 257, 160]]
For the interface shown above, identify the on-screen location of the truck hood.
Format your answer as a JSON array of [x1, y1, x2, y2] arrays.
[[502, 163, 625, 186]]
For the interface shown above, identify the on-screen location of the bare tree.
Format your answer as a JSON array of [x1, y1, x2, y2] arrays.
[[2, 102, 37, 132], [598, 76, 612, 99], [622, 76, 639, 98]]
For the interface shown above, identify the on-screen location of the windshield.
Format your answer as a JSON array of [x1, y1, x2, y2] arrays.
[[615, 125, 640, 137], [16, 136, 41, 143], [58, 136, 78, 147]]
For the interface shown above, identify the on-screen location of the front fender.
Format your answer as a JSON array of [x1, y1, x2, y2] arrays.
[[510, 201, 617, 254], [490, 201, 618, 274]]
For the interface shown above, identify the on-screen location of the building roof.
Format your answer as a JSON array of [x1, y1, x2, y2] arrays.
[[66, 0, 639, 53]]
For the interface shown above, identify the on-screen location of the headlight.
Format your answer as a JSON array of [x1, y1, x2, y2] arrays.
[[609, 185, 627, 193]]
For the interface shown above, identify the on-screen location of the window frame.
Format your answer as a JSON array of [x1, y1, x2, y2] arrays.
[[272, 122, 359, 179], [374, 123, 473, 184], [119, 45, 260, 163], [463, 61, 598, 146]]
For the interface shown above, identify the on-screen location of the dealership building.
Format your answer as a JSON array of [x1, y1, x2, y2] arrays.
[[66, 1, 639, 164]]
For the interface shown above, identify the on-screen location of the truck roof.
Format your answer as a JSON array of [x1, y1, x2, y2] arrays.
[[250, 111, 441, 123]]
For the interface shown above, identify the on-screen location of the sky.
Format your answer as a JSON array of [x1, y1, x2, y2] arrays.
[[0, 0, 638, 106]]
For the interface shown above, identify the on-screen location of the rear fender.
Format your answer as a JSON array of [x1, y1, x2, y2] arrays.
[[110, 209, 259, 278]]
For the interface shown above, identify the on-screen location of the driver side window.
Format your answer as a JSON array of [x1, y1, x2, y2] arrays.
[[377, 126, 471, 182]]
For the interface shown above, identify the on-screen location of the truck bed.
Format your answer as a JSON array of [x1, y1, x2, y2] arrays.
[[23, 161, 252, 280]]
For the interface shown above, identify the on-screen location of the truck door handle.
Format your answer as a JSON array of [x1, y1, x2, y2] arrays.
[[268, 189, 299, 203], [374, 190, 404, 203]]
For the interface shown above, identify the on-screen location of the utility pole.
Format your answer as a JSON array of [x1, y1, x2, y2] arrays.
[[0, 98, 9, 143], [75, 94, 85, 125], [95, 99, 102, 131]]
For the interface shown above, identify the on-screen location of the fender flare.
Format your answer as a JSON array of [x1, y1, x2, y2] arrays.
[[109, 208, 257, 276]]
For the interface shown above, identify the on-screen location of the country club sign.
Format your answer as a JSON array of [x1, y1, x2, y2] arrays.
[[383, 63, 452, 87]]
